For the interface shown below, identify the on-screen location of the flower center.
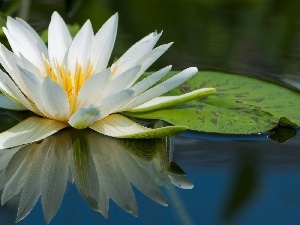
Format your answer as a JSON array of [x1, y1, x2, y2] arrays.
[[43, 58, 95, 113]]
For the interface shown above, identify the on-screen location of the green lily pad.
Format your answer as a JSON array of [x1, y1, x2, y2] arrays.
[[124, 71, 300, 134]]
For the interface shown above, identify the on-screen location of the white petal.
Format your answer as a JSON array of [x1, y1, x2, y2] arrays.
[[2, 28, 19, 58], [42, 132, 70, 224], [4, 17, 47, 70], [123, 67, 198, 110], [19, 53, 44, 79], [1, 145, 34, 204], [96, 89, 135, 118], [17, 67, 53, 117], [118, 65, 172, 111], [0, 67, 39, 113], [112, 141, 167, 205], [70, 132, 101, 212], [0, 46, 45, 115], [111, 31, 161, 77], [133, 155, 169, 186], [2, 145, 32, 184], [115, 44, 172, 89], [135, 43, 173, 78], [0, 147, 21, 171], [16, 67, 43, 102], [169, 174, 194, 189], [69, 89, 134, 129], [127, 88, 216, 112], [0, 44, 42, 85], [0, 93, 27, 110], [0, 46, 30, 95], [16, 140, 50, 222], [15, 18, 49, 58], [0, 70, 22, 101], [48, 12, 72, 66], [97, 188, 109, 218], [0, 117, 68, 149], [83, 132, 109, 218], [91, 13, 118, 73], [90, 114, 187, 138], [77, 68, 111, 107], [0, 170, 6, 190], [89, 133, 138, 215], [102, 65, 141, 97], [0, 69, 21, 99], [130, 65, 172, 96], [0, 44, 20, 76], [41, 76, 71, 121], [68, 20, 93, 75], [0, 45, 42, 92], [68, 104, 102, 129]]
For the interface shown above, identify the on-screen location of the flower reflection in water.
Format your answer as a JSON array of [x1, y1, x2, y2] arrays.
[[0, 128, 193, 223]]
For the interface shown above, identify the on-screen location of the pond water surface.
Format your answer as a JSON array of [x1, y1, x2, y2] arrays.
[[0, 130, 299, 225]]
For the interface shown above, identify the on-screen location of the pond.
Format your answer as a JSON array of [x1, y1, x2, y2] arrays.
[[0, 1, 299, 225]]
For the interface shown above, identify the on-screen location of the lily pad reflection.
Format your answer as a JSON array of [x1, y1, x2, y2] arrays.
[[0, 128, 193, 223]]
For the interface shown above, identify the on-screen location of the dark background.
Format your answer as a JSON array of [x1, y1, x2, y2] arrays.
[[0, 1, 300, 224]]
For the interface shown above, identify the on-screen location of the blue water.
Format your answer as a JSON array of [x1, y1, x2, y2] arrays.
[[0, 133, 298, 225]]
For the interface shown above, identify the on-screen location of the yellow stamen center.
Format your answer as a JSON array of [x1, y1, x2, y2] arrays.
[[42, 58, 95, 114]]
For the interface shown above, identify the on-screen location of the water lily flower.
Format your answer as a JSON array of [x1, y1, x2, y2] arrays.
[[0, 12, 216, 149], [0, 129, 193, 223]]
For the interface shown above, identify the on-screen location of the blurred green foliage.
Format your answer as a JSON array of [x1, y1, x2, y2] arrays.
[[0, 0, 299, 79]]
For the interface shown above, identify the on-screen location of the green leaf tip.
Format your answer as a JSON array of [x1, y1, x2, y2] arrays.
[[126, 87, 216, 113], [118, 126, 188, 139]]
